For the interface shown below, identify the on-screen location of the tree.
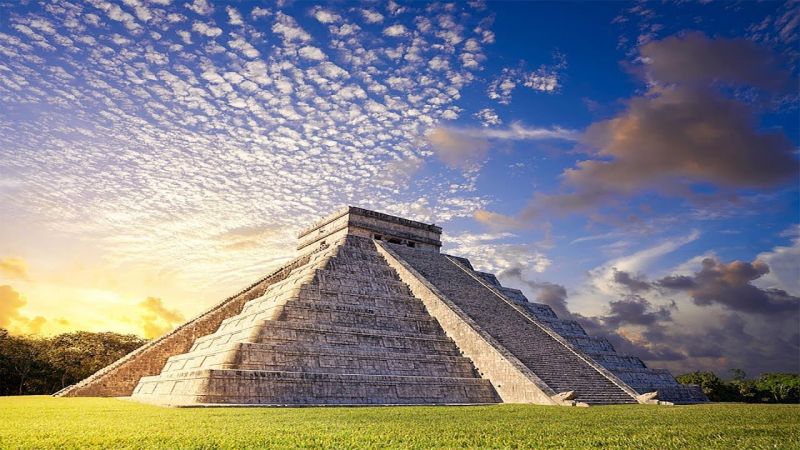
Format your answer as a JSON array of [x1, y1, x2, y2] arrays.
[[755, 374, 800, 403], [676, 371, 739, 401], [44, 331, 147, 390], [0, 334, 41, 395], [0, 330, 147, 395]]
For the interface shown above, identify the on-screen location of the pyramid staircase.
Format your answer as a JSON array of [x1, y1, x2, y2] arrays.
[[381, 244, 639, 405], [131, 235, 499, 405]]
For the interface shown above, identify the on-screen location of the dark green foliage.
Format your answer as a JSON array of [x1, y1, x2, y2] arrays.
[[677, 370, 800, 403], [0, 329, 146, 395], [754, 373, 800, 403]]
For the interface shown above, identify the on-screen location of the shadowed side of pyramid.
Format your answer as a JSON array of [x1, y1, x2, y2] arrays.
[[378, 242, 705, 405]]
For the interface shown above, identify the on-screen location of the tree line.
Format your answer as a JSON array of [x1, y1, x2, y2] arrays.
[[0, 329, 147, 395], [1, 328, 798, 402], [676, 370, 799, 403]]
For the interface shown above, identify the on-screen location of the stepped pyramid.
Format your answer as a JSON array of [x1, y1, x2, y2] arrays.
[[57, 207, 705, 406]]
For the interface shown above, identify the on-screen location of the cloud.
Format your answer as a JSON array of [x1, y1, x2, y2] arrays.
[[139, 297, 185, 339], [500, 267, 572, 318], [612, 269, 652, 293], [444, 232, 551, 277], [186, 0, 213, 16], [226, 6, 244, 26], [383, 24, 408, 37], [0, 257, 29, 280], [576, 87, 797, 191], [298, 45, 326, 61], [488, 53, 566, 104], [0, 2, 495, 306], [272, 12, 312, 42], [191, 21, 222, 38], [427, 124, 578, 169], [452, 123, 579, 141], [428, 128, 489, 169], [215, 224, 289, 252], [311, 7, 340, 24], [602, 295, 673, 328], [0, 285, 46, 334], [497, 233, 799, 375], [473, 210, 529, 231], [754, 228, 800, 296], [361, 9, 384, 24], [0, 285, 26, 329], [473, 108, 501, 127], [480, 32, 798, 225], [656, 257, 800, 315], [639, 32, 790, 90]]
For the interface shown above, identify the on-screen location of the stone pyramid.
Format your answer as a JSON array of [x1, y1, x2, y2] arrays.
[[57, 207, 705, 406]]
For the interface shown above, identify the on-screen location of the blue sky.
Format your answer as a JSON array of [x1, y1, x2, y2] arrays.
[[0, 0, 797, 376]]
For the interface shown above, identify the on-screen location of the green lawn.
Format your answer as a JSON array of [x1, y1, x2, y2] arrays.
[[0, 397, 797, 449]]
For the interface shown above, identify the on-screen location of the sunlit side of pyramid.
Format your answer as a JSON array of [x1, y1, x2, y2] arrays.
[[57, 207, 705, 406]]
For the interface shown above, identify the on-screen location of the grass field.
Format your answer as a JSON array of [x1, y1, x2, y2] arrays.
[[0, 397, 797, 449]]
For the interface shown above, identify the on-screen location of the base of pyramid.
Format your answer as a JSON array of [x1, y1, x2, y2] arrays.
[[131, 369, 500, 406]]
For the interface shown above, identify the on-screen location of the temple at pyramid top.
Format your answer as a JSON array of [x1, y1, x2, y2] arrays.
[[297, 206, 443, 254], [56, 206, 706, 406]]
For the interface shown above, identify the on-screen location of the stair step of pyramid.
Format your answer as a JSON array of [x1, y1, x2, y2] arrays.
[[323, 260, 402, 280], [219, 299, 442, 335], [133, 369, 500, 406], [246, 290, 429, 315], [161, 342, 478, 378], [256, 321, 462, 355], [231, 343, 478, 377]]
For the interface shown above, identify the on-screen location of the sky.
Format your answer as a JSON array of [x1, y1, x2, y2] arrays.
[[0, 0, 798, 377]]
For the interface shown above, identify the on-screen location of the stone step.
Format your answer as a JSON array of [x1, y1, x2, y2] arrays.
[[311, 270, 412, 292], [233, 343, 478, 377], [160, 342, 479, 378], [562, 334, 616, 353], [246, 289, 430, 316], [498, 287, 528, 304], [220, 301, 445, 336], [519, 302, 558, 320], [323, 259, 402, 280], [585, 352, 647, 370], [309, 279, 411, 297], [254, 273, 414, 303], [188, 318, 461, 354], [255, 321, 462, 355], [644, 384, 708, 404], [282, 302, 441, 329], [612, 367, 679, 387], [244, 297, 431, 321], [537, 318, 588, 336], [132, 369, 500, 406], [328, 247, 389, 264]]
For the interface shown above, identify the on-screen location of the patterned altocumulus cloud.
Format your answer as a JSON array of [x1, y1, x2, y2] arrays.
[[0, 0, 497, 290]]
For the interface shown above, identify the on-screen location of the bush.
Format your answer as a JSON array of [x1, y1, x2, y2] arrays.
[[677, 370, 800, 403]]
